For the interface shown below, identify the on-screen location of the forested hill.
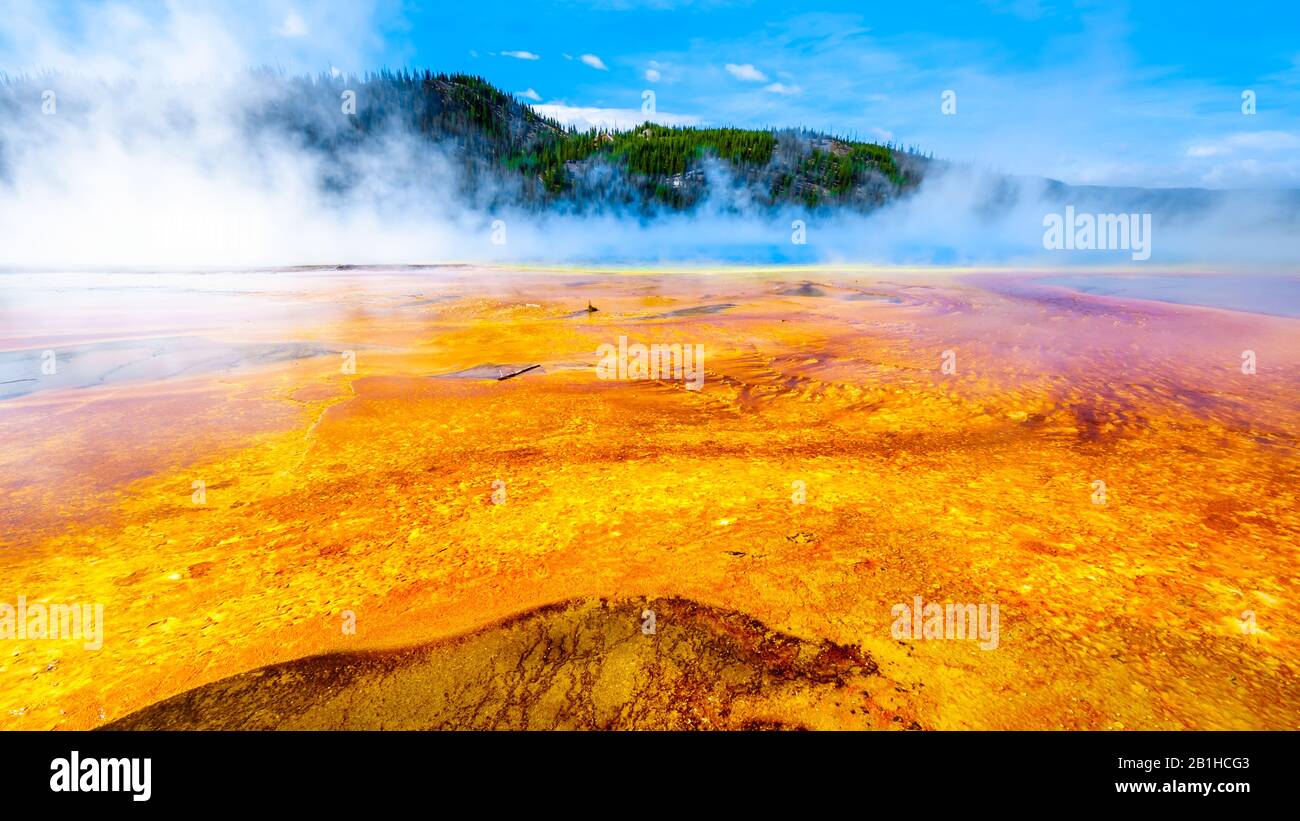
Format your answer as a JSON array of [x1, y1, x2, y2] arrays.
[[0, 70, 928, 215], [278, 70, 932, 213], [7, 69, 1289, 229]]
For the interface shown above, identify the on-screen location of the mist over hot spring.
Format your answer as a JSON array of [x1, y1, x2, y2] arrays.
[[0, 31, 1296, 269]]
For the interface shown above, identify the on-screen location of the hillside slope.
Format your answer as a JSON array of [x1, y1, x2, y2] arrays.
[[0, 70, 928, 216]]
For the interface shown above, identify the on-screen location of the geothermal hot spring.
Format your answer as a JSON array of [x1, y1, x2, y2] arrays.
[[1, 266, 1296, 730]]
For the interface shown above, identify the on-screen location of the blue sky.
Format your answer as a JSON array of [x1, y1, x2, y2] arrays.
[[3, 0, 1299, 188]]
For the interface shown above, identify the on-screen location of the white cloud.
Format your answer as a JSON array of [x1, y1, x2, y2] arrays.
[[274, 11, 307, 38], [580, 53, 609, 71], [517, 88, 542, 101], [532, 104, 701, 130], [763, 82, 800, 95], [645, 68, 661, 82], [725, 63, 767, 82], [1187, 131, 1300, 157], [0, 1, 387, 86], [502, 50, 540, 60]]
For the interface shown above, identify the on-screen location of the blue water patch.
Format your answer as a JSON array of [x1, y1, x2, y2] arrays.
[[1039, 274, 1300, 318]]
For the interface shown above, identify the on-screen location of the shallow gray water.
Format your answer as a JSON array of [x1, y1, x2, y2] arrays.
[[1040, 274, 1300, 318]]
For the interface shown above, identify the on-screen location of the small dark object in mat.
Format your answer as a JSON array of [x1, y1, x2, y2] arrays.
[[498, 364, 541, 381]]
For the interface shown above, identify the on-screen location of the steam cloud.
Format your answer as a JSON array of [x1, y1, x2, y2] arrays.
[[1, 3, 1296, 270]]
